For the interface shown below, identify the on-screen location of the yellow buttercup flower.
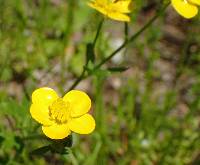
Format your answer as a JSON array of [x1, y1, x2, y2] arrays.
[[171, 0, 200, 18], [30, 87, 95, 139], [88, 0, 133, 22]]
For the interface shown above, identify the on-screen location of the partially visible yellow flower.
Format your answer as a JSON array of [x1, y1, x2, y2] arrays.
[[171, 0, 200, 18], [30, 87, 95, 139], [88, 0, 133, 22]]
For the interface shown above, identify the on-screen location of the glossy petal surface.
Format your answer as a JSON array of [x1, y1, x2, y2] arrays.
[[88, 2, 108, 16], [30, 104, 53, 125], [171, 0, 198, 18], [88, 0, 132, 22], [108, 11, 130, 21], [63, 90, 91, 117], [68, 114, 95, 134], [110, 0, 132, 13], [42, 123, 71, 139], [32, 87, 59, 106]]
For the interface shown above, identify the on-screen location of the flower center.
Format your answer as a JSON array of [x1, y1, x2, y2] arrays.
[[49, 98, 70, 123]]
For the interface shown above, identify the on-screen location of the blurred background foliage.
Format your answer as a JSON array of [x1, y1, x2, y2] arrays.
[[0, 0, 200, 164]]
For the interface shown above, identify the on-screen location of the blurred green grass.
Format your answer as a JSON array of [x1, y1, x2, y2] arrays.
[[0, 0, 200, 164]]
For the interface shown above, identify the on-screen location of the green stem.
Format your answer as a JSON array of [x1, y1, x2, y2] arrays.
[[68, 18, 104, 91], [68, 2, 170, 90], [68, 69, 86, 91], [92, 18, 104, 49], [94, 2, 170, 70], [68, 149, 79, 165], [124, 22, 129, 41]]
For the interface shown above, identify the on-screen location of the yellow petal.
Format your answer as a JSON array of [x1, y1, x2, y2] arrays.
[[95, 0, 107, 4], [30, 104, 53, 125], [68, 114, 95, 134], [32, 87, 59, 106], [189, 0, 200, 5], [42, 123, 71, 139], [171, 0, 198, 18], [88, 0, 131, 22], [108, 12, 130, 22], [63, 90, 91, 117], [110, 0, 132, 13], [88, 2, 108, 16]]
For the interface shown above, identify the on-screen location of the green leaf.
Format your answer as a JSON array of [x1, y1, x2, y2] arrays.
[[86, 43, 95, 64], [63, 135, 73, 147], [107, 67, 129, 72], [30, 145, 51, 156], [49, 135, 73, 154]]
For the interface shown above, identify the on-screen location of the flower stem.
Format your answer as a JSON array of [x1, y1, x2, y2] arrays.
[[68, 18, 104, 91], [124, 22, 129, 41], [68, 69, 86, 91], [68, 2, 170, 90], [92, 18, 104, 50], [94, 2, 170, 70]]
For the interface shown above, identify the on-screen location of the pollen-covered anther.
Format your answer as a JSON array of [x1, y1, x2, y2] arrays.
[[49, 98, 70, 123]]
